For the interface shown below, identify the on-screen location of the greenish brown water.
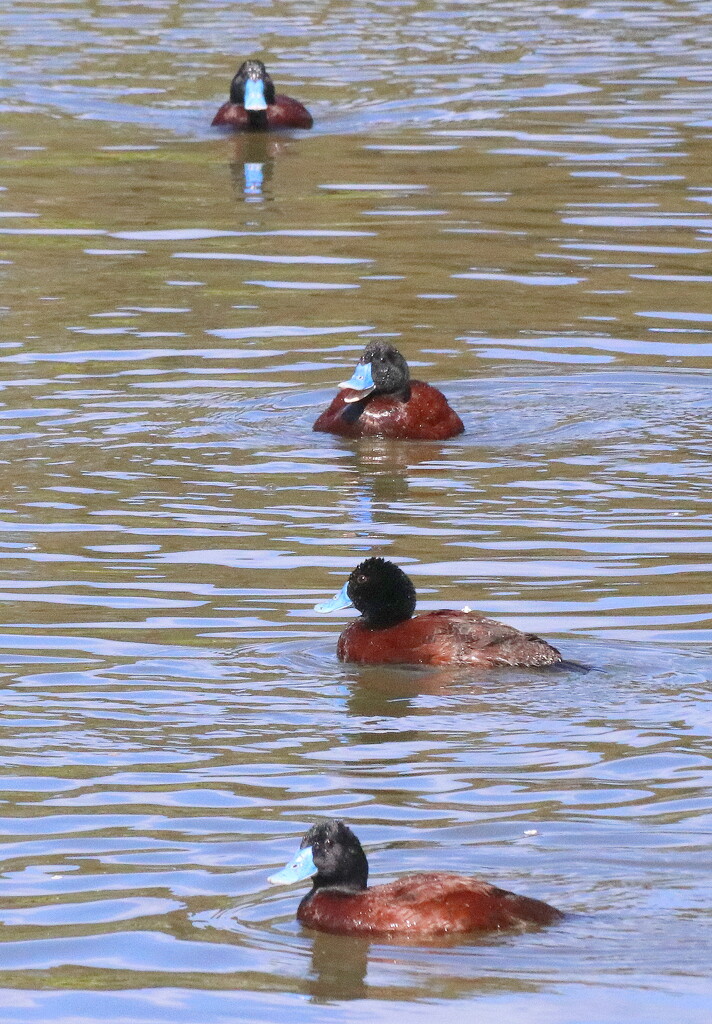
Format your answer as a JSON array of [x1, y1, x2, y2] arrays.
[[0, 1, 711, 1022]]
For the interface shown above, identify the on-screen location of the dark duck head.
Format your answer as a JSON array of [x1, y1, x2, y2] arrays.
[[269, 819, 368, 893], [229, 59, 276, 110], [315, 557, 415, 629], [339, 342, 412, 405]]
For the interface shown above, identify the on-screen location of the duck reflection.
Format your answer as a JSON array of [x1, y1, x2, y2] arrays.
[[343, 437, 452, 530], [304, 914, 523, 1004], [341, 662, 465, 720], [306, 931, 370, 1002], [227, 134, 291, 203]]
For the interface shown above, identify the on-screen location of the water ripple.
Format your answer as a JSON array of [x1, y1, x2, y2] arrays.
[[0, 0, 711, 1020]]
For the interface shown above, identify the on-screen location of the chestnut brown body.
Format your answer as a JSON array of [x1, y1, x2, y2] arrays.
[[313, 380, 464, 441], [337, 608, 562, 668], [212, 95, 313, 130], [298, 871, 563, 937]]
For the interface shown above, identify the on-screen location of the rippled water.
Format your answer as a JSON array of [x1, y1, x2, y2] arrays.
[[0, 1, 711, 1022]]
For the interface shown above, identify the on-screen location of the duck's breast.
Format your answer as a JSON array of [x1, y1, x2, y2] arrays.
[[313, 381, 462, 440]]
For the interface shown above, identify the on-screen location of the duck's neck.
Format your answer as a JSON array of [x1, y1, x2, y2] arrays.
[[396, 382, 411, 402], [362, 606, 413, 631], [247, 109, 269, 130], [303, 878, 367, 902]]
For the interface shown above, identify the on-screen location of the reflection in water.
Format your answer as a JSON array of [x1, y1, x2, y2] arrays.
[[341, 438, 455, 535], [307, 931, 370, 1002], [243, 162, 265, 202], [343, 663, 466, 720], [227, 134, 291, 203], [304, 916, 555, 1004]]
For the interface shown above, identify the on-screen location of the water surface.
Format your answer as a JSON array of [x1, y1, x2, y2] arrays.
[[0, 1, 711, 1022]]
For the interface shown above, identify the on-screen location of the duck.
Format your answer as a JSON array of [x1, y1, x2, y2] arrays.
[[212, 59, 313, 131], [313, 341, 464, 440], [269, 819, 563, 937], [314, 557, 562, 667]]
